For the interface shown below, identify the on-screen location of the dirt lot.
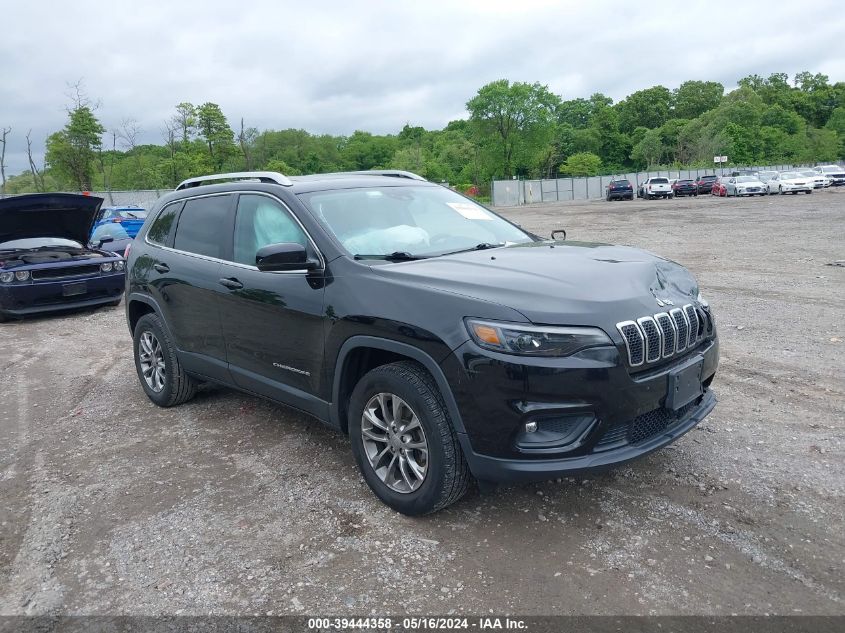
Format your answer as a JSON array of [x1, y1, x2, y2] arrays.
[[1, 189, 843, 616]]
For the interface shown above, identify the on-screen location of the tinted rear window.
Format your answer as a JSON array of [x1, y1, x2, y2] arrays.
[[173, 195, 231, 258], [147, 202, 181, 246], [651, 178, 668, 184], [611, 180, 630, 185], [677, 180, 693, 184]]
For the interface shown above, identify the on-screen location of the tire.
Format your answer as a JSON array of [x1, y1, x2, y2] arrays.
[[779, 187, 784, 195], [348, 361, 470, 516], [806, 190, 813, 194], [0, 311, 7, 324], [133, 313, 197, 407], [109, 298, 123, 307]]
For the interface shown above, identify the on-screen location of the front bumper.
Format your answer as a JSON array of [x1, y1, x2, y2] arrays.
[[0, 273, 125, 317], [441, 336, 719, 483]]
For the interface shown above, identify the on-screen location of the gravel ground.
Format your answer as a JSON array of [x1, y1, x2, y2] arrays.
[[0, 189, 843, 616]]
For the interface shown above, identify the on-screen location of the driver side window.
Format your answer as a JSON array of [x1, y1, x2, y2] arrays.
[[233, 194, 308, 266]]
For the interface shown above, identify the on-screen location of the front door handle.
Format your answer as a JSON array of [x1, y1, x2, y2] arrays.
[[153, 263, 170, 273], [218, 277, 244, 290]]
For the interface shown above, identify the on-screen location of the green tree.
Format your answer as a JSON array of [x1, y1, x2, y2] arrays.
[[630, 129, 664, 168], [559, 152, 601, 176], [673, 81, 723, 119], [45, 104, 106, 190], [196, 102, 235, 168], [467, 79, 561, 178], [616, 86, 674, 134]]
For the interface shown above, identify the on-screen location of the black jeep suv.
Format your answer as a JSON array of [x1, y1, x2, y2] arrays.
[[126, 170, 718, 515]]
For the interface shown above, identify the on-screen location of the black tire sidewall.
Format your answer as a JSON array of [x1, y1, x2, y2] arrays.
[[348, 366, 452, 516], [133, 313, 185, 407]]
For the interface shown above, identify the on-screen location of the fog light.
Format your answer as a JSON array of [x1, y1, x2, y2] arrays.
[[525, 421, 538, 433], [15, 270, 30, 281], [100, 262, 113, 273]]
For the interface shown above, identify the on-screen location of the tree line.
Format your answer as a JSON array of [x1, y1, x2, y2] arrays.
[[2, 72, 844, 196]]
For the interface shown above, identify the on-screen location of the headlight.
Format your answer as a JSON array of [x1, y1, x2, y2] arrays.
[[100, 262, 113, 273], [466, 318, 612, 357], [114, 260, 125, 271], [15, 270, 30, 281], [697, 291, 708, 308], [0, 271, 13, 283]]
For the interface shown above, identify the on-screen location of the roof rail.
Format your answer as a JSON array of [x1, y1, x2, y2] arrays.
[[175, 171, 293, 191], [330, 170, 427, 181]]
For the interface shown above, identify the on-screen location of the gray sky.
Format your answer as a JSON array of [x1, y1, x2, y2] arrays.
[[1, 0, 843, 175]]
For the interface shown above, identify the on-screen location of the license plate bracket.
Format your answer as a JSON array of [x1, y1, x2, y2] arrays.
[[62, 281, 87, 297], [666, 356, 703, 410]]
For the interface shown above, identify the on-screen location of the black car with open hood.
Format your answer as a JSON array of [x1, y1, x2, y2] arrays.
[[0, 193, 126, 322]]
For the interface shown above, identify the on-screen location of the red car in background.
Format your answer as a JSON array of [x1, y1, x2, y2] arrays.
[[711, 176, 728, 197]]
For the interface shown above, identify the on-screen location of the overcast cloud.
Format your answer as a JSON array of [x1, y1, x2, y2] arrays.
[[1, 0, 843, 174]]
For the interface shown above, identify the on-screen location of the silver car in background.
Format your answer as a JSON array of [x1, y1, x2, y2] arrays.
[[772, 171, 813, 194], [797, 169, 830, 189], [725, 175, 767, 197]]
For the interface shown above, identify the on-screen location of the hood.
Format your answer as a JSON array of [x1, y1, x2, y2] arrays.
[[371, 241, 699, 326], [0, 193, 104, 245]]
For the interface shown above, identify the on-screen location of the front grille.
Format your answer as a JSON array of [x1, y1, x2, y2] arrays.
[[618, 303, 708, 369], [31, 265, 100, 280]]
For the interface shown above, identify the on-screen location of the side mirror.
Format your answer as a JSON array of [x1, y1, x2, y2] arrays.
[[256, 242, 319, 272], [551, 229, 567, 241]]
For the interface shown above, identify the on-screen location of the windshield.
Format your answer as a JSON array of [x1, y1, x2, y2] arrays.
[[298, 186, 534, 258], [0, 237, 82, 250], [116, 209, 147, 219], [758, 171, 776, 179], [736, 176, 757, 183], [780, 172, 800, 179], [92, 224, 130, 241], [822, 166, 841, 173]]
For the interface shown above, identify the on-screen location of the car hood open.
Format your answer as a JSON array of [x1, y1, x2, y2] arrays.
[[0, 193, 104, 245], [371, 241, 699, 326]]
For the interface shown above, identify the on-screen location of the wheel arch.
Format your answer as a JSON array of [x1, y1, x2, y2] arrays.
[[330, 336, 467, 438]]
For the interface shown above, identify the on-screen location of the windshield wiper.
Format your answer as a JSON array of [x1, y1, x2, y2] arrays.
[[354, 251, 426, 261], [438, 242, 506, 256]]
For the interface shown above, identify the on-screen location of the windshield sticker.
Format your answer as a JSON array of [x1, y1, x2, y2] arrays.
[[447, 202, 493, 220]]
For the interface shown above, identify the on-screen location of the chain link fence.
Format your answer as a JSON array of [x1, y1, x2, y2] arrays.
[[491, 164, 821, 206]]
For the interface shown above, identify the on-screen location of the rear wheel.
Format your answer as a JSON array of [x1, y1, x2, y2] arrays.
[[349, 361, 470, 515], [133, 313, 197, 407], [806, 190, 813, 194]]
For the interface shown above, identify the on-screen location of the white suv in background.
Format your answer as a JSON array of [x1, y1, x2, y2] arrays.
[[814, 165, 845, 186], [638, 177, 673, 199]]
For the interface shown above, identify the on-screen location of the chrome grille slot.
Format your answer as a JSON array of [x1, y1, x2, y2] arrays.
[[670, 308, 689, 352], [636, 316, 661, 363], [616, 321, 644, 366], [684, 304, 699, 347], [655, 312, 676, 357]]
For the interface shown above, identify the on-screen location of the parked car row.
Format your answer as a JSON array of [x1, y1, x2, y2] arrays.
[[606, 165, 842, 202]]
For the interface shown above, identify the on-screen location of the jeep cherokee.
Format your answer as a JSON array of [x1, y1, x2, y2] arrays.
[[126, 170, 718, 515]]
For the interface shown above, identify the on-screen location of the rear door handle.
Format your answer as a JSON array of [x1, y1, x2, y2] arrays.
[[153, 263, 170, 273], [218, 277, 243, 290]]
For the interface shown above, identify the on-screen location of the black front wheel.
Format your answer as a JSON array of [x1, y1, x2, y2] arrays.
[[349, 361, 470, 515], [133, 313, 197, 407]]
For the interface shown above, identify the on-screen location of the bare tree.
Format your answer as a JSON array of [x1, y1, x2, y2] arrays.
[[161, 120, 178, 186], [117, 117, 142, 151], [238, 118, 258, 171], [65, 78, 101, 112], [25, 130, 45, 192], [0, 126, 9, 194]]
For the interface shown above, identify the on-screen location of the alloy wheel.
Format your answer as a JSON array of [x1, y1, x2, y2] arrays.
[[360, 393, 429, 493], [138, 331, 166, 392]]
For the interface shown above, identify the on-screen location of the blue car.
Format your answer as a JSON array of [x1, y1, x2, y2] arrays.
[[92, 205, 147, 239], [0, 194, 126, 323]]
